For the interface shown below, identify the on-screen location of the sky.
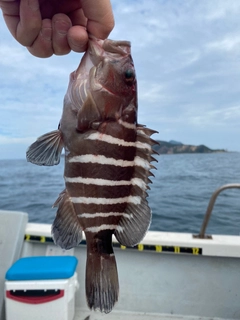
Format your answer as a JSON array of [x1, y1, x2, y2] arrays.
[[0, 0, 240, 159]]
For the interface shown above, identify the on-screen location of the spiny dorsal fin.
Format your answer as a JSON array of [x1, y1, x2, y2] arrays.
[[137, 125, 159, 137], [52, 189, 83, 249], [26, 130, 64, 166], [114, 126, 158, 247]]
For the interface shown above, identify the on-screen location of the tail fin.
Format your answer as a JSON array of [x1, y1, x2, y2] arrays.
[[85, 235, 119, 313]]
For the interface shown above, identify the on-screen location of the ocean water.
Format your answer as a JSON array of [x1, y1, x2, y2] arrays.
[[0, 152, 240, 236]]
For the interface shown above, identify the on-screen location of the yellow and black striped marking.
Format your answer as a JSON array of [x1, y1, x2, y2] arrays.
[[115, 243, 202, 255], [25, 235, 54, 243], [25, 235, 202, 255]]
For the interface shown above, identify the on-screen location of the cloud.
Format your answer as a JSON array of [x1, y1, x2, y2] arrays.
[[1, 0, 240, 158], [206, 35, 240, 52]]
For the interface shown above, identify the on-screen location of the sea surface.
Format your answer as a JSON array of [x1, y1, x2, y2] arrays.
[[0, 152, 240, 236]]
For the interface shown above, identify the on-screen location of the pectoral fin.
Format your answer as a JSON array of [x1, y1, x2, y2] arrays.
[[26, 130, 64, 166]]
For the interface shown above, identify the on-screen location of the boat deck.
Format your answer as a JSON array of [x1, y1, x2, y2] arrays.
[[74, 309, 232, 320]]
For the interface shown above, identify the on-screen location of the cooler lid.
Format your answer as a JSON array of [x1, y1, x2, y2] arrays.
[[5, 256, 78, 281]]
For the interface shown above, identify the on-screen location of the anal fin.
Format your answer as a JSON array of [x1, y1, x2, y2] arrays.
[[26, 130, 64, 166], [52, 189, 83, 249]]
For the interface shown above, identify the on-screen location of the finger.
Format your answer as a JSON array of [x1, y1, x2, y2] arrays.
[[27, 19, 53, 58], [52, 14, 71, 55], [80, 0, 114, 39], [16, 0, 42, 46], [67, 7, 88, 51], [67, 25, 88, 52], [68, 7, 87, 27], [0, 0, 19, 16], [0, 0, 19, 37]]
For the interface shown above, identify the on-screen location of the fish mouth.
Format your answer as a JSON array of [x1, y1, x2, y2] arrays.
[[102, 40, 131, 56], [88, 36, 131, 63]]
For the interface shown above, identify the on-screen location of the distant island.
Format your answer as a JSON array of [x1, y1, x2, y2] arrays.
[[153, 140, 226, 154]]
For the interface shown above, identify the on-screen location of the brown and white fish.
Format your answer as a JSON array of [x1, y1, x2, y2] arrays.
[[26, 37, 158, 313]]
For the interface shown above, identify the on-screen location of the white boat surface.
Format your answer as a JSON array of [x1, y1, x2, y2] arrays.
[[1, 184, 240, 320]]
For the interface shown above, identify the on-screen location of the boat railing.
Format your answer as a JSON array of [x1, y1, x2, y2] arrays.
[[196, 183, 240, 239]]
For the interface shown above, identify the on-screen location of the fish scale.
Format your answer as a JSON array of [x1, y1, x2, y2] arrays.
[[26, 37, 158, 314], [64, 127, 140, 226]]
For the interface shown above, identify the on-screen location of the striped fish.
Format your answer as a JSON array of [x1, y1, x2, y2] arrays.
[[26, 37, 158, 313]]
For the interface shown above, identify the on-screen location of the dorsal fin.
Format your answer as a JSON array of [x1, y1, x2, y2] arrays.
[[26, 130, 64, 166], [114, 126, 159, 246]]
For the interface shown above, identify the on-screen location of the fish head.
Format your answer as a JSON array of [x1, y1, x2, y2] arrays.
[[69, 38, 136, 96], [62, 37, 138, 140], [90, 38, 136, 96], [86, 38, 137, 127]]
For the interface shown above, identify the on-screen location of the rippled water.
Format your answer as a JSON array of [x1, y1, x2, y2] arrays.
[[0, 153, 239, 236]]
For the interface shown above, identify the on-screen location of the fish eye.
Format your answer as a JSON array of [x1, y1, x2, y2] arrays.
[[124, 69, 135, 83]]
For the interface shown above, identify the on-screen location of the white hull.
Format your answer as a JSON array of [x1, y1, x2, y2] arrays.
[[1, 210, 240, 320]]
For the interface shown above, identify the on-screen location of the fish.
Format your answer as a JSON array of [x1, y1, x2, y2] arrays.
[[26, 36, 158, 313]]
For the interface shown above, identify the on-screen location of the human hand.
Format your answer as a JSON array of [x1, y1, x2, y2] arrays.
[[0, 0, 114, 57]]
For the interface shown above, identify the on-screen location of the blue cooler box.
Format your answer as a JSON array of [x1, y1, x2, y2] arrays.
[[5, 256, 78, 320]]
